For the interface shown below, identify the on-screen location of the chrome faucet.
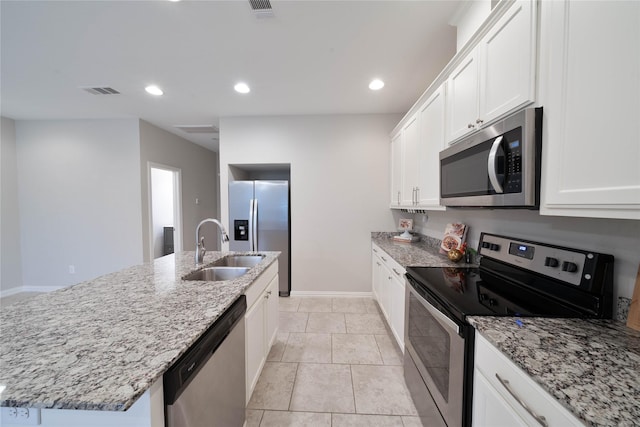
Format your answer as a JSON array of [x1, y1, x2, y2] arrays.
[[195, 218, 230, 264]]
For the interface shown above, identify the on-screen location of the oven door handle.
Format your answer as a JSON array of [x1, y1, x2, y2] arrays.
[[408, 284, 459, 335], [487, 135, 504, 194]]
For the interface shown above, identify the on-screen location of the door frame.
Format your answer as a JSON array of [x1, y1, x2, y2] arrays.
[[147, 162, 183, 260]]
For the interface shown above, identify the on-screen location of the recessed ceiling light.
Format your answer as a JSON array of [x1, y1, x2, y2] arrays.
[[234, 82, 251, 94], [145, 85, 164, 96], [369, 79, 385, 90]]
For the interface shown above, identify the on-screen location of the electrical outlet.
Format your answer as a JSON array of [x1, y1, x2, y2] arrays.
[[1, 407, 41, 425]]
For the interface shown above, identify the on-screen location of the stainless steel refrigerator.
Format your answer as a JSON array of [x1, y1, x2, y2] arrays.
[[229, 180, 290, 296]]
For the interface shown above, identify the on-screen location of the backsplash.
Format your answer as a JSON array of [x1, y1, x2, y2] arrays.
[[617, 297, 632, 323]]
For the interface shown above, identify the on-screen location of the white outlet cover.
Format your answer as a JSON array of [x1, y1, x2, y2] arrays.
[[1, 407, 41, 425]]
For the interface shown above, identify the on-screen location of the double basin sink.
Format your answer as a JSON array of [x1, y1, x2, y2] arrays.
[[183, 255, 265, 281]]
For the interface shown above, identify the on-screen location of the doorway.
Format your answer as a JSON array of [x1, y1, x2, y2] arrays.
[[148, 163, 182, 259]]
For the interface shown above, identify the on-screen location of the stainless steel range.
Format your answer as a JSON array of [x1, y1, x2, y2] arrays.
[[404, 232, 614, 427]]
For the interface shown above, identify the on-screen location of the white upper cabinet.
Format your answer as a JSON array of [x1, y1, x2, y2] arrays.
[[446, 51, 480, 142], [390, 133, 403, 207], [390, 85, 446, 210], [401, 115, 420, 206], [539, 0, 640, 220], [417, 85, 446, 208], [478, 0, 536, 125], [446, 0, 537, 144]]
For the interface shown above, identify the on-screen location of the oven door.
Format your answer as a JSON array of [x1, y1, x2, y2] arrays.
[[405, 278, 466, 427]]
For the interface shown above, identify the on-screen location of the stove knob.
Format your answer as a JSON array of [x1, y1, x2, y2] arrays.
[[562, 261, 579, 273], [479, 293, 487, 301], [490, 243, 501, 251], [488, 298, 497, 307], [544, 257, 559, 268], [481, 242, 491, 249]]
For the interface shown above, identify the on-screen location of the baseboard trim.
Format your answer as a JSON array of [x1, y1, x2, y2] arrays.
[[0, 285, 66, 298], [289, 291, 373, 298], [0, 287, 23, 298]]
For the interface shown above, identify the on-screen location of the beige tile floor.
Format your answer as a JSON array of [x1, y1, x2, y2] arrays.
[[247, 296, 445, 427]]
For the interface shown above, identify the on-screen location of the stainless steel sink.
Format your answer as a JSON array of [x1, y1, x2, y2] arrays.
[[212, 255, 265, 268], [183, 266, 249, 281]]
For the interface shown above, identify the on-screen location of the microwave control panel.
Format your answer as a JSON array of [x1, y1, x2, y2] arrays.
[[502, 128, 523, 194]]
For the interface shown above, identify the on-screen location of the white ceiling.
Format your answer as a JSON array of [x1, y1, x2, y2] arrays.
[[1, 0, 462, 151]]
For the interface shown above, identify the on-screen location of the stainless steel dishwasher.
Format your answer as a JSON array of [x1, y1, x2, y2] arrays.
[[164, 295, 246, 427]]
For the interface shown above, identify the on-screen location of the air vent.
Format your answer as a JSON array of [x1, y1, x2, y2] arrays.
[[174, 125, 219, 134], [249, 0, 273, 17], [80, 87, 120, 95]]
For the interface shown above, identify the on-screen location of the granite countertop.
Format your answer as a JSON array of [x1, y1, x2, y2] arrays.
[[371, 232, 475, 268], [469, 316, 640, 426], [0, 251, 279, 411]]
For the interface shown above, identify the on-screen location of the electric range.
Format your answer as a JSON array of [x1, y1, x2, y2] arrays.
[[404, 232, 614, 427]]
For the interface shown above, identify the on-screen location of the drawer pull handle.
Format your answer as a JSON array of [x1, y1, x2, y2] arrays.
[[495, 373, 548, 427], [392, 268, 401, 276], [381, 256, 387, 262], [373, 248, 378, 253]]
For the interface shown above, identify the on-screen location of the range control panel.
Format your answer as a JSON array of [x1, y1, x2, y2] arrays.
[[478, 233, 597, 287]]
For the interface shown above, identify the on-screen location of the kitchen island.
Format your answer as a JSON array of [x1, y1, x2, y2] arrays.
[[0, 251, 279, 425]]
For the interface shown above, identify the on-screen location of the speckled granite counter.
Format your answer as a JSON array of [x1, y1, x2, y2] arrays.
[[469, 317, 640, 426], [371, 232, 474, 268], [0, 251, 279, 411]]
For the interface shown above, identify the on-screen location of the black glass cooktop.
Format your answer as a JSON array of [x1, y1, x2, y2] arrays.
[[405, 265, 593, 324]]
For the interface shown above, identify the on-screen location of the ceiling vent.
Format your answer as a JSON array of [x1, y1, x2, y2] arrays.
[[249, 0, 274, 17], [80, 87, 120, 95], [174, 125, 219, 134]]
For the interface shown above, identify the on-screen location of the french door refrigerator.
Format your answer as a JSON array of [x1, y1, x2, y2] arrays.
[[229, 180, 290, 296]]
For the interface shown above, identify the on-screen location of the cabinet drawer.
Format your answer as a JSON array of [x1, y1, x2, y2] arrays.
[[372, 243, 406, 278], [245, 262, 278, 308], [475, 333, 584, 427]]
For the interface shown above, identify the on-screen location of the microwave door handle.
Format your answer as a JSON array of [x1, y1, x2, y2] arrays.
[[488, 135, 504, 194]]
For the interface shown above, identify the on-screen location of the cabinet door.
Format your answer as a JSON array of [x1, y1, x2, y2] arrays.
[[472, 370, 528, 427], [390, 274, 405, 351], [478, 0, 536, 125], [446, 50, 479, 143], [379, 265, 393, 322], [372, 251, 382, 302], [245, 298, 266, 403], [540, 0, 640, 219], [417, 84, 446, 208], [265, 275, 279, 350], [401, 114, 420, 205], [390, 133, 403, 207]]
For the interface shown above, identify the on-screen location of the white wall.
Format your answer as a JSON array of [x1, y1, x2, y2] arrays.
[[151, 168, 174, 259], [15, 119, 143, 290], [450, 0, 492, 51], [1, 116, 23, 295], [139, 120, 219, 262], [397, 209, 640, 302], [220, 114, 400, 294]]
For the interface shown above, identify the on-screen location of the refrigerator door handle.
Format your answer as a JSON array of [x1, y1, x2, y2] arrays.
[[248, 199, 255, 251], [252, 198, 258, 251]]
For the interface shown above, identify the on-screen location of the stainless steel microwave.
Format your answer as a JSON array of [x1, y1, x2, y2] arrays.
[[440, 107, 542, 208]]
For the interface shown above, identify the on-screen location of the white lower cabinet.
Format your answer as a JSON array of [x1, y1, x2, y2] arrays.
[[473, 332, 584, 427], [389, 272, 405, 350], [245, 262, 279, 404], [371, 243, 405, 352]]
